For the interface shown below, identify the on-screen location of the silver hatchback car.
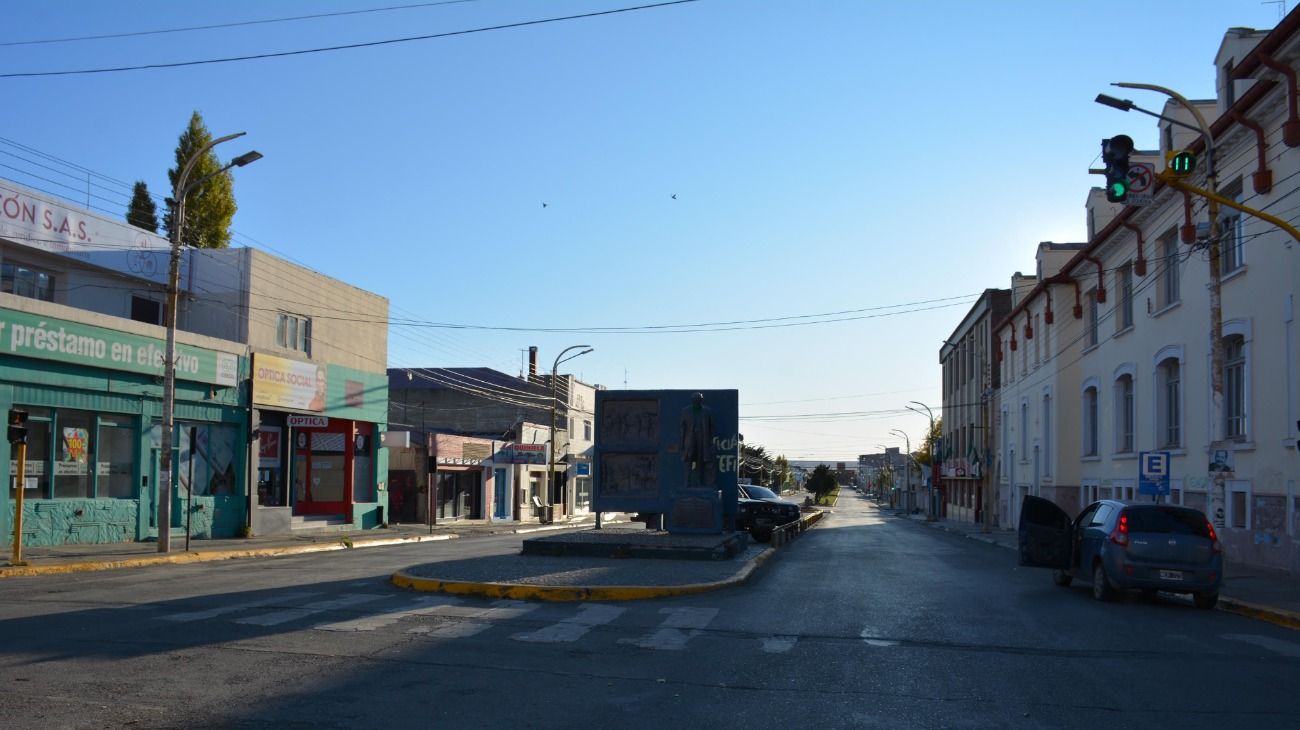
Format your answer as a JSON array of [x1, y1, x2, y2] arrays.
[[1018, 496, 1224, 609]]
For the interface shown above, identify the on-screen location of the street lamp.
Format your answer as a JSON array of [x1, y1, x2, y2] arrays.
[[547, 345, 593, 523], [158, 132, 261, 553], [907, 401, 935, 520], [889, 428, 911, 512]]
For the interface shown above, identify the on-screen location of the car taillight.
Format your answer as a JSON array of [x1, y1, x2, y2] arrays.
[[1206, 520, 1223, 553], [1109, 513, 1129, 547]]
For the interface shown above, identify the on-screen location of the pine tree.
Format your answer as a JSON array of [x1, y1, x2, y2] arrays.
[[125, 181, 159, 232], [163, 111, 238, 249]]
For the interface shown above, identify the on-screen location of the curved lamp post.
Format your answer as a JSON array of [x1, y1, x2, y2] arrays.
[[907, 400, 936, 520], [889, 428, 912, 512], [546, 345, 593, 521], [158, 133, 261, 553]]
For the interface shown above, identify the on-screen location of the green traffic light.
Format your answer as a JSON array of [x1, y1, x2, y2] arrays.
[[1110, 181, 1128, 198]]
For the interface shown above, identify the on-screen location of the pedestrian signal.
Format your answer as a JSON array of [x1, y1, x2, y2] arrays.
[[1167, 150, 1197, 177]]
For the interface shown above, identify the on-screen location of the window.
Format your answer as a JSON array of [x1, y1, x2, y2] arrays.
[[1115, 374, 1134, 453], [1019, 403, 1028, 457], [1224, 335, 1247, 440], [1091, 504, 1115, 526], [1158, 358, 1182, 448], [1083, 386, 1099, 457], [1, 261, 56, 301], [97, 420, 136, 498], [1229, 482, 1250, 530], [54, 410, 94, 498], [1159, 232, 1180, 307], [1117, 263, 1133, 331], [584, 420, 592, 441], [276, 312, 312, 355], [1086, 290, 1099, 347], [1033, 313, 1041, 367], [1222, 199, 1244, 274], [131, 296, 163, 326], [1042, 394, 1052, 477]]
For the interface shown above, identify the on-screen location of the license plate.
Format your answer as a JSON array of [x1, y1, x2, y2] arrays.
[[1159, 570, 1184, 581]]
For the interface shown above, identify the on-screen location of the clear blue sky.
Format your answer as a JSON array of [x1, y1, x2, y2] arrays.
[[0, 0, 1280, 460]]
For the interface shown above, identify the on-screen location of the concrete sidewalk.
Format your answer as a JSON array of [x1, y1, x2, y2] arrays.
[[892, 506, 1300, 630], [0, 516, 622, 578]]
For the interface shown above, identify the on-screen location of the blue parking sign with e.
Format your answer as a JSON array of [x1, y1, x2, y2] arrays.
[[1138, 451, 1171, 496]]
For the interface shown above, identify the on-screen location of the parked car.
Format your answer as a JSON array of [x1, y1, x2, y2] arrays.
[[1018, 496, 1223, 608], [736, 485, 801, 542]]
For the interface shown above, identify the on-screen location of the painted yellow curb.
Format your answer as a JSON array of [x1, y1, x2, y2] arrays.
[[1219, 597, 1300, 631], [0, 534, 456, 578], [391, 548, 778, 602]]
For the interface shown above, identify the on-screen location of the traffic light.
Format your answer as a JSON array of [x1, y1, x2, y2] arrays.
[[7, 409, 28, 445], [1167, 149, 1197, 177], [1102, 134, 1135, 203]]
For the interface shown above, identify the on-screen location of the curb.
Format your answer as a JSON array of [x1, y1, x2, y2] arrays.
[[0, 533, 458, 578], [391, 548, 777, 602], [1217, 596, 1300, 630]]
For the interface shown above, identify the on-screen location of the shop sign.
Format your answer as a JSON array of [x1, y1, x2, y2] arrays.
[[286, 415, 329, 428], [575, 463, 591, 476], [253, 353, 326, 412], [0, 181, 169, 256], [462, 442, 491, 461], [0, 308, 239, 386], [436, 457, 483, 466], [500, 443, 547, 464]]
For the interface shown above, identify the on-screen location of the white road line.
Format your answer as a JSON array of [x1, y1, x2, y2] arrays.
[[235, 593, 387, 627], [619, 607, 718, 650], [860, 626, 899, 647], [315, 596, 463, 632], [1221, 633, 1300, 658], [760, 636, 798, 653], [407, 600, 540, 639], [512, 603, 625, 644], [159, 592, 320, 622]]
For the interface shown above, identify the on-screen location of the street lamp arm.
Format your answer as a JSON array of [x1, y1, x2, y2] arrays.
[[176, 131, 246, 197]]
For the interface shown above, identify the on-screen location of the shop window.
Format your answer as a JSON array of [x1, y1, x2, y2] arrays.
[[575, 477, 592, 510], [1, 261, 56, 302], [276, 312, 312, 355], [353, 430, 374, 503], [9, 409, 51, 498], [178, 424, 239, 497], [53, 410, 93, 498], [97, 420, 136, 498]]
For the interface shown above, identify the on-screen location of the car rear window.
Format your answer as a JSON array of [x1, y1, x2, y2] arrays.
[[1123, 506, 1210, 536]]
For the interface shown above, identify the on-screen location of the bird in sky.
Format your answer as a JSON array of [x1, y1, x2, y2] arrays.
[[542, 202, 548, 208], [671, 194, 677, 200]]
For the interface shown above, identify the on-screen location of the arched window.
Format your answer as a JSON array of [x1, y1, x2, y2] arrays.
[[1114, 374, 1135, 453], [1083, 386, 1099, 457], [1224, 334, 1248, 439], [1157, 358, 1181, 448]]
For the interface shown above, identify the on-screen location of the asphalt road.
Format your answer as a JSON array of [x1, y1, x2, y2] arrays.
[[1, 493, 1298, 729]]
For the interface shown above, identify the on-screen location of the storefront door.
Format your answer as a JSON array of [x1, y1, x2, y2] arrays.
[[293, 427, 350, 517], [494, 468, 508, 520]]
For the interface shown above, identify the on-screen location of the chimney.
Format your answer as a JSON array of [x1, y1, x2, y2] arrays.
[[528, 346, 538, 379]]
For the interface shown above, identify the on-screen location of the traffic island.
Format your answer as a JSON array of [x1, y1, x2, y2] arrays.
[[520, 527, 749, 561]]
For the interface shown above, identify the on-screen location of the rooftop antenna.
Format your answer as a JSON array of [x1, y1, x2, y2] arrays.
[[519, 349, 529, 379], [1263, 0, 1286, 21]]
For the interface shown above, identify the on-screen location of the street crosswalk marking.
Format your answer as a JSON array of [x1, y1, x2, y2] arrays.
[[859, 626, 899, 647], [1221, 633, 1300, 658], [760, 636, 798, 653], [235, 593, 387, 627], [618, 607, 718, 650], [512, 603, 625, 644], [407, 600, 539, 640], [315, 595, 465, 632], [159, 592, 321, 623]]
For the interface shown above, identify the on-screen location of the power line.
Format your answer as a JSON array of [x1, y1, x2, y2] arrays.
[[0, 1, 480, 47], [0, 0, 701, 78]]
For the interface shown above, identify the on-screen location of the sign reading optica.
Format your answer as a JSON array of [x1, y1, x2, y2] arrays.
[[0, 307, 238, 386], [252, 353, 327, 412]]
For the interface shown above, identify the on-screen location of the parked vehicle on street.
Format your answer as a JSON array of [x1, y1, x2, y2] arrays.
[[736, 484, 801, 542], [1018, 496, 1223, 609]]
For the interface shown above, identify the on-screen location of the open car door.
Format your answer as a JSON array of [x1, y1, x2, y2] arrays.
[[1017, 495, 1072, 569]]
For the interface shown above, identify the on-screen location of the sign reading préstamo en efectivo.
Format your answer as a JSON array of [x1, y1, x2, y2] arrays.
[[0, 307, 239, 386]]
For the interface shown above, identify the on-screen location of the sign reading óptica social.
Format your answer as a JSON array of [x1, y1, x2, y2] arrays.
[[0, 308, 239, 386]]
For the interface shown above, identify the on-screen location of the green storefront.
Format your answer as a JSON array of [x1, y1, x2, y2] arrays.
[[1, 306, 249, 547]]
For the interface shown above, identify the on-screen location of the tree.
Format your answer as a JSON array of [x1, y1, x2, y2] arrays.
[[126, 181, 159, 232], [913, 417, 943, 467], [806, 465, 838, 502], [164, 111, 238, 249]]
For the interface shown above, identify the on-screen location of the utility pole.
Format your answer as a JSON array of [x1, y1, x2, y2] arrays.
[[546, 346, 593, 524]]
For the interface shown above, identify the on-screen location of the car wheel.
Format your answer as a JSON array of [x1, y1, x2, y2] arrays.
[[1193, 592, 1219, 610], [1092, 562, 1115, 602], [1051, 569, 1073, 588]]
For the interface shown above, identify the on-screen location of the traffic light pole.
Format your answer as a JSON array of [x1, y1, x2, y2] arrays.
[[1113, 81, 1228, 526], [11, 442, 26, 566]]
